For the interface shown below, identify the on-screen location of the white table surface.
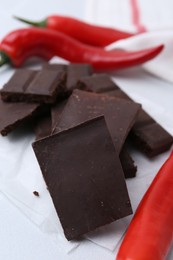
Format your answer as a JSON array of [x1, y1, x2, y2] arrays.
[[0, 1, 173, 259]]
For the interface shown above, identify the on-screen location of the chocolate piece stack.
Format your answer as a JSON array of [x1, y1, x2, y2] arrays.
[[1, 63, 172, 241], [77, 74, 173, 157]]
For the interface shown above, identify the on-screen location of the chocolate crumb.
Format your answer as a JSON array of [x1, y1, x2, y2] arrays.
[[33, 191, 39, 197]]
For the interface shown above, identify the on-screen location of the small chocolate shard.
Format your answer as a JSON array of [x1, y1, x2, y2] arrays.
[[33, 191, 39, 197]]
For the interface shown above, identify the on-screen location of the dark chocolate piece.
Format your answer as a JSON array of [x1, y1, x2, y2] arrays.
[[1, 69, 37, 102], [35, 113, 52, 140], [42, 63, 67, 71], [66, 64, 93, 92], [131, 122, 173, 157], [33, 116, 132, 240], [1, 69, 66, 104], [77, 74, 118, 93], [53, 89, 140, 153], [0, 97, 40, 136], [51, 99, 68, 131], [79, 74, 173, 157], [33, 191, 39, 197]]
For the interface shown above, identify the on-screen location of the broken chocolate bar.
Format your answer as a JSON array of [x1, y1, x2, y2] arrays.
[[33, 116, 132, 240], [66, 63, 93, 93], [0, 97, 40, 136], [1, 69, 37, 102], [131, 122, 173, 157], [78, 74, 173, 157], [1, 69, 66, 104], [53, 89, 140, 153]]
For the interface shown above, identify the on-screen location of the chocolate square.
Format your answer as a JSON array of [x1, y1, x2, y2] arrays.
[[1, 69, 66, 104], [33, 116, 132, 240], [0, 97, 40, 136], [1, 69, 37, 102]]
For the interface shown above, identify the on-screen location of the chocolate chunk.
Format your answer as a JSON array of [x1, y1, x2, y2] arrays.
[[33, 191, 39, 197], [66, 64, 93, 92], [33, 116, 132, 240], [1, 69, 66, 104], [80, 74, 173, 157], [77, 74, 118, 93], [35, 113, 52, 140], [0, 97, 40, 136], [42, 63, 67, 71], [1, 69, 37, 102], [53, 90, 140, 153], [51, 99, 68, 130], [131, 122, 173, 157]]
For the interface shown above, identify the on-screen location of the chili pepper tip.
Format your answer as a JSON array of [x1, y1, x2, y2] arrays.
[[0, 51, 10, 67], [13, 15, 47, 28]]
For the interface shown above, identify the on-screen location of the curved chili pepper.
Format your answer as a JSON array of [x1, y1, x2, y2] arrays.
[[14, 15, 134, 47], [116, 151, 173, 260], [0, 28, 163, 70]]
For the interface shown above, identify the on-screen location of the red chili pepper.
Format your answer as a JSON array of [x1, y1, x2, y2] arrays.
[[0, 28, 163, 70], [14, 15, 134, 47], [116, 151, 173, 260]]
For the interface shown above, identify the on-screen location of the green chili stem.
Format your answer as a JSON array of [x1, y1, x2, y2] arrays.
[[0, 51, 10, 67], [13, 16, 47, 27]]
